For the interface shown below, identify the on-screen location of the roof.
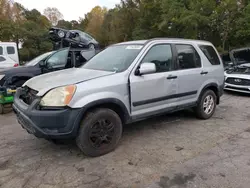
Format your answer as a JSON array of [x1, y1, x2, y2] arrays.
[[116, 40, 148, 45], [0, 42, 17, 45], [116, 38, 212, 46]]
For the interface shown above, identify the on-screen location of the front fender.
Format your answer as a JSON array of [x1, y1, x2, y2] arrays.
[[69, 91, 130, 113]]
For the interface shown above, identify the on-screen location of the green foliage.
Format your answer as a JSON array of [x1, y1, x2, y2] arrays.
[[2, 0, 250, 63]]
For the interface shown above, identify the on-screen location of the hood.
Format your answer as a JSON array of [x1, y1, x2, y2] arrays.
[[24, 68, 115, 96], [0, 66, 37, 76]]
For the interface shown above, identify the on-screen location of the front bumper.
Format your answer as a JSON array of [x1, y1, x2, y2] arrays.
[[224, 83, 250, 94], [13, 88, 82, 139]]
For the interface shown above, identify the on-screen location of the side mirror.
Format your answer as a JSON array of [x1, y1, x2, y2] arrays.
[[39, 60, 46, 68], [136, 63, 156, 76]]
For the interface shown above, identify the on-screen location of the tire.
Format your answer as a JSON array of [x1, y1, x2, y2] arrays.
[[76, 108, 122, 157], [88, 43, 95, 50], [195, 89, 217, 120]]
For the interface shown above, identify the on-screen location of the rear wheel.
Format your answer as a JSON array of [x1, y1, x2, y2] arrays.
[[76, 108, 122, 157], [195, 90, 217, 119]]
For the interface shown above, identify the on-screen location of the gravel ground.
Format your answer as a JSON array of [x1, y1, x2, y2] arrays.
[[0, 92, 249, 188]]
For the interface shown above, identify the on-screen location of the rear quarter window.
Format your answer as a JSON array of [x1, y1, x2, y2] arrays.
[[0, 47, 3, 55], [7, 46, 15, 54], [199, 45, 221, 65]]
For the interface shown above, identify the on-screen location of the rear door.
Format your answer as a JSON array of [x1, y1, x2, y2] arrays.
[[129, 43, 178, 118], [172, 44, 204, 106], [0, 56, 15, 69], [6, 45, 19, 64]]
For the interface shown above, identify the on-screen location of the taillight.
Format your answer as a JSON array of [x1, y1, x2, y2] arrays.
[[14, 64, 19, 67]]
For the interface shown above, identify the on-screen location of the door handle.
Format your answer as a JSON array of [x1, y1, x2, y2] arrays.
[[167, 75, 178, 79], [200, 71, 208, 75]]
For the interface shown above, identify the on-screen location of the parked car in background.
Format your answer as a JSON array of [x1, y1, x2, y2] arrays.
[[49, 27, 99, 50], [220, 47, 250, 94], [13, 38, 224, 157], [0, 55, 19, 70], [0, 42, 19, 68], [0, 48, 96, 87], [224, 63, 250, 93]]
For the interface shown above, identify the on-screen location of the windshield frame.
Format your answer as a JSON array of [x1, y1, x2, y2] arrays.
[[82, 44, 144, 73]]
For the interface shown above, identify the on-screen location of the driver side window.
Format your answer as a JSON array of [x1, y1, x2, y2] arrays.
[[47, 49, 68, 68], [141, 44, 173, 73]]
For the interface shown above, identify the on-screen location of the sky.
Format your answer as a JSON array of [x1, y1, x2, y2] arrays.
[[15, 0, 121, 21]]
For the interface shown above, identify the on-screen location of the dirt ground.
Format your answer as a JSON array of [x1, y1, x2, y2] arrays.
[[0, 92, 249, 188]]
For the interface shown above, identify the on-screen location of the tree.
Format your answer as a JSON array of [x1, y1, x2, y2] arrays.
[[85, 6, 107, 43], [43, 7, 63, 26], [210, 0, 243, 50], [57, 19, 73, 29]]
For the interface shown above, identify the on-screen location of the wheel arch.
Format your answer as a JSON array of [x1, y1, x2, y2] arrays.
[[77, 98, 131, 126], [199, 83, 220, 104]]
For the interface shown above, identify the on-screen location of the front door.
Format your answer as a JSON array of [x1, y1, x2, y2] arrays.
[[129, 44, 178, 118], [43, 48, 71, 74]]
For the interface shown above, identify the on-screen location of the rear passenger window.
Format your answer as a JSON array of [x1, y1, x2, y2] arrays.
[[141, 44, 173, 73], [0, 47, 3, 55], [176, 44, 201, 69], [0, 56, 6, 62], [7, 46, 15, 54], [199, 45, 221, 65]]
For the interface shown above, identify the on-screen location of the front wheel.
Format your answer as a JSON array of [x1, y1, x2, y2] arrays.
[[76, 108, 122, 157], [195, 90, 217, 119]]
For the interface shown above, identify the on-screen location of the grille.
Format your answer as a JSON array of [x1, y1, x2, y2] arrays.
[[226, 78, 250, 86], [20, 87, 38, 105]]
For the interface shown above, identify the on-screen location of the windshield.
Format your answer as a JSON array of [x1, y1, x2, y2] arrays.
[[25, 52, 53, 66], [83, 44, 143, 72]]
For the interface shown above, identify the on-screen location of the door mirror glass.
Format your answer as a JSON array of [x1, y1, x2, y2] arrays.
[[39, 60, 46, 68], [137, 63, 156, 75]]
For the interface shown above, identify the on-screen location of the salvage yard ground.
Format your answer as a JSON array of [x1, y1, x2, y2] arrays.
[[0, 92, 250, 188]]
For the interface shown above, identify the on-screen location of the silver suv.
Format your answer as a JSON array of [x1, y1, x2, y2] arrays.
[[13, 39, 224, 157]]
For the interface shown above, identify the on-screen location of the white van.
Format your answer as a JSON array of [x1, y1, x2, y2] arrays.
[[0, 42, 19, 69]]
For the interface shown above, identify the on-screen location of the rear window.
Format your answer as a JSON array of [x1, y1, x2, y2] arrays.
[[7, 46, 15, 54], [0, 47, 2, 55], [0, 56, 6, 62], [199, 45, 221, 65]]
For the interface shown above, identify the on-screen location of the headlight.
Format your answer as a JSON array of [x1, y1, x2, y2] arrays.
[[40, 85, 76, 107], [0, 75, 5, 80]]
